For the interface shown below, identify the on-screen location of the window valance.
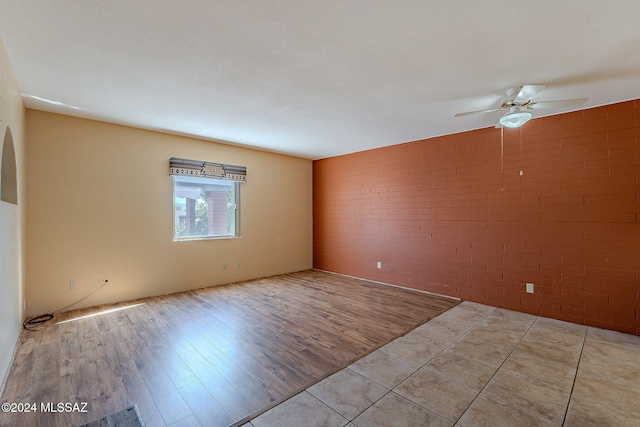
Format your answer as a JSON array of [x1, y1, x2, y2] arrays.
[[169, 157, 246, 182]]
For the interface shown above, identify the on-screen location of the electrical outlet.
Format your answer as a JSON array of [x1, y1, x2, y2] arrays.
[[236, 261, 241, 269], [69, 280, 78, 290], [223, 263, 228, 270], [526, 283, 534, 294], [377, 261, 382, 269]]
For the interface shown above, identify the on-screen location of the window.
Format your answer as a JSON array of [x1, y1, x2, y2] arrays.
[[173, 175, 240, 240]]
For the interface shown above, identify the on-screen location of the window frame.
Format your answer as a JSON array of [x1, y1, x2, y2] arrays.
[[172, 175, 241, 241]]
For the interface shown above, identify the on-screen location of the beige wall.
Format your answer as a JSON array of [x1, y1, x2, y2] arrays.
[[0, 35, 26, 391], [25, 110, 312, 316]]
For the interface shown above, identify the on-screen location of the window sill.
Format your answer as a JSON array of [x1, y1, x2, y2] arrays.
[[173, 235, 241, 242]]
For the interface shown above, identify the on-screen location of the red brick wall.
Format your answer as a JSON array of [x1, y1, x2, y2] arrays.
[[207, 187, 230, 235], [313, 100, 640, 335]]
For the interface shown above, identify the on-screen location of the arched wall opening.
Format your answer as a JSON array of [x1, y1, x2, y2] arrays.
[[1, 126, 18, 205]]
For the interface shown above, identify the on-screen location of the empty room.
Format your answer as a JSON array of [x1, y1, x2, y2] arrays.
[[1, 2, 639, 427]]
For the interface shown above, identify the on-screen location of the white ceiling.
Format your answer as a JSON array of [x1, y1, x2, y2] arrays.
[[1, 1, 640, 160]]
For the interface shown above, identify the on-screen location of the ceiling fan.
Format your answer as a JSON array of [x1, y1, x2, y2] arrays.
[[455, 85, 587, 128]]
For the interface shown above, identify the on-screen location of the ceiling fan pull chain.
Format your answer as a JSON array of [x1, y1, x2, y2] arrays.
[[501, 126, 504, 191], [519, 125, 524, 177]]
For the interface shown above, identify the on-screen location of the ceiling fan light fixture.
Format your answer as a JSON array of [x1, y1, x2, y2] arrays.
[[499, 109, 532, 128]]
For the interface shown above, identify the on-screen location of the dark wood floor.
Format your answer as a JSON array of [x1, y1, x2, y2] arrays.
[[0, 270, 458, 427]]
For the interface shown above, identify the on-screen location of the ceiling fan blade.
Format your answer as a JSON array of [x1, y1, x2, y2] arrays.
[[454, 108, 501, 117], [528, 98, 588, 109], [513, 85, 546, 103]]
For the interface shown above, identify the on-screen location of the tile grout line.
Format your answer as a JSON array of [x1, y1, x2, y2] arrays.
[[560, 325, 589, 427], [451, 313, 544, 426], [306, 392, 351, 426], [435, 308, 499, 425], [336, 368, 393, 425], [380, 305, 496, 424]]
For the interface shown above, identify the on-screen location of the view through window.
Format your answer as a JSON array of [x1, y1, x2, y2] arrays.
[[173, 175, 239, 239]]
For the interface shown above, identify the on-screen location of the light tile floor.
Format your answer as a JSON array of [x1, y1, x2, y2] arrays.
[[241, 301, 640, 427]]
